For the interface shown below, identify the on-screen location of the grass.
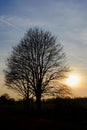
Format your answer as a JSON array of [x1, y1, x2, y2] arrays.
[[0, 98, 87, 129]]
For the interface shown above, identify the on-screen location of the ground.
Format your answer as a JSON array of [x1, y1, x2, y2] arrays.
[[0, 108, 87, 130], [0, 98, 87, 130]]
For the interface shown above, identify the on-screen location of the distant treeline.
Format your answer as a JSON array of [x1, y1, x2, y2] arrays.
[[0, 93, 87, 110], [0, 94, 87, 122]]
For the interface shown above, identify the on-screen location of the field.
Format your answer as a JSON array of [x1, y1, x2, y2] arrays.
[[0, 98, 87, 130]]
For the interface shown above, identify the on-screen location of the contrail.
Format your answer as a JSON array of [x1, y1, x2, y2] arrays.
[[0, 17, 24, 32]]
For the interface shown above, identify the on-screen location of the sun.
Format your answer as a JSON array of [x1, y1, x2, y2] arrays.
[[65, 74, 80, 88]]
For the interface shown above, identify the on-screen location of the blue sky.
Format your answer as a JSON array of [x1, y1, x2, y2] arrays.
[[0, 0, 87, 98]]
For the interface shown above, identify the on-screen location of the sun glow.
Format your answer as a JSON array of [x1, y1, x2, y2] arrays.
[[65, 74, 80, 88]]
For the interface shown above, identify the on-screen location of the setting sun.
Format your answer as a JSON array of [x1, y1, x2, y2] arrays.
[[65, 74, 80, 88]]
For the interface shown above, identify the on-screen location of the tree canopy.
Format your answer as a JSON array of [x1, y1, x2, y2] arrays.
[[4, 27, 70, 110]]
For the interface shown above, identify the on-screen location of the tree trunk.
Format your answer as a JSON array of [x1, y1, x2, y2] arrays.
[[26, 97, 30, 112], [25, 93, 30, 113], [25, 87, 30, 112], [36, 95, 41, 113]]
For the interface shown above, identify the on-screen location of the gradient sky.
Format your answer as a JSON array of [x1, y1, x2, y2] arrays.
[[0, 0, 87, 99]]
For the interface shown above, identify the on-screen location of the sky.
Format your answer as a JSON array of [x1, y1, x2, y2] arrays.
[[0, 0, 87, 99]]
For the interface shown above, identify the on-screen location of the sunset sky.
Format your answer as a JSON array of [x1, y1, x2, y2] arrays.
[[0, 0, 87, 98]]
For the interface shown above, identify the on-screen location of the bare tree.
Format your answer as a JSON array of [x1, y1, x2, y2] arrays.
[[4, 27, 70, 111]]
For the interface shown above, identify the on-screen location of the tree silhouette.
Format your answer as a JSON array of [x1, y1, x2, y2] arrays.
[[4, 27, 70, 111]]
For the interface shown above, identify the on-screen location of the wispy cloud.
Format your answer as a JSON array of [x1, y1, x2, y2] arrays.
[[0, 0, 87, 96]]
